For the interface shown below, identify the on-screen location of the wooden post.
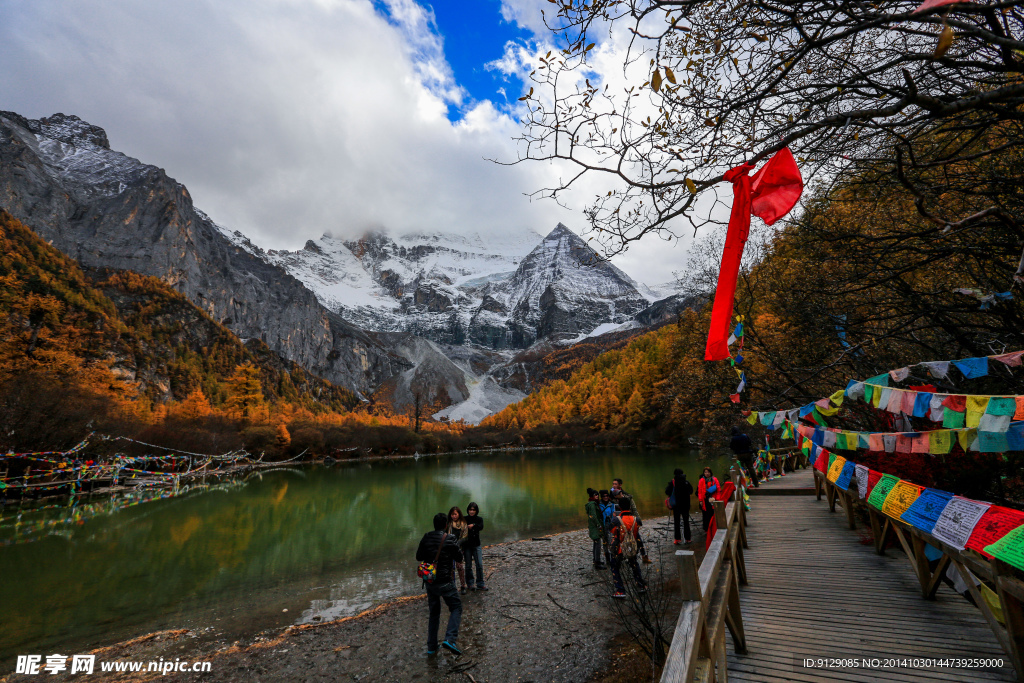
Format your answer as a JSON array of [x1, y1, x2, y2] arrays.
[[814, 471, 823, 500], [725, 559, 747, 653], [677, 550, 701, 601], [840, 490, 856, 530], [868, 508, 886, 555], [994, 561, 1024, 679], [713, 500, 727, 533]]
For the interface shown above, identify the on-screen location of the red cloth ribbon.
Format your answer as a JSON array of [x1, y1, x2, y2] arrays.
[[704, 149, 803, 360]]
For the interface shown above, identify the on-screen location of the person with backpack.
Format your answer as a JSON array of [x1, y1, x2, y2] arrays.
[[585, 488, 607, 570], [415, 512, 465, 656], [665, 468, 694, 544], [612, 477, 653, 564], [697, 467, 721, 532], [729, 427, 759, 488], [463, 502, 488, 591], [608, 507, 647, 598]]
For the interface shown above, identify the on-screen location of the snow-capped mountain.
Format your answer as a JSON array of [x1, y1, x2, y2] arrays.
[[0, 111, 408, 394], [0, 109, 689, 422], [268, 223, 653, 350]]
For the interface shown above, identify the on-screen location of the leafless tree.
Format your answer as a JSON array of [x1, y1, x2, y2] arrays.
[[514, 0, 1024, 283]]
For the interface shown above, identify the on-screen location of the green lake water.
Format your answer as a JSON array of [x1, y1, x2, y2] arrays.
[[0, 448, 733, 662]]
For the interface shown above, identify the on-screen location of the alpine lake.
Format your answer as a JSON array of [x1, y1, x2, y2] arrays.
[[0, 447, 733, 662]]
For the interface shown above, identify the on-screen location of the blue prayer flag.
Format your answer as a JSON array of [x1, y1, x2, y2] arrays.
[[835, 461, 856, 491], [1008, 421, 1024, 452], [913, 392, 932, 418], [952, 357, 989, 379], [900, 488, 953, 533]]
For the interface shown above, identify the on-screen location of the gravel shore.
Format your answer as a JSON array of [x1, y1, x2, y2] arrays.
[[5, 517, 692, 683]]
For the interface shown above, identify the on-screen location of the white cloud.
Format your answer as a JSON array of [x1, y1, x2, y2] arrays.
[[0, 0, 698, 287]]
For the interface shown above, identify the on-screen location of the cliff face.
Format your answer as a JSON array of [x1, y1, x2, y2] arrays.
[[0, 112, 407, 394]]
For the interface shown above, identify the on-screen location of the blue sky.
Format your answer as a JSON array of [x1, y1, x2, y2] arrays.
[[377, 0, 533, 120]]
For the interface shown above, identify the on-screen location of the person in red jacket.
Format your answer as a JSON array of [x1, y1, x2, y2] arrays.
[[697, 467, 721, 532]]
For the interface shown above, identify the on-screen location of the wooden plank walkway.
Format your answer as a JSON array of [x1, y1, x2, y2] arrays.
[[726, 467, 1016, 682]]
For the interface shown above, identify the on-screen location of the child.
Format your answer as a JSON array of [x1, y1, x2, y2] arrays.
[[464, 502, 488, 591]]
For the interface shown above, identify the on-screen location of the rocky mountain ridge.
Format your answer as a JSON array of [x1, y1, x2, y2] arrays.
[[0, 110, 690, 422]]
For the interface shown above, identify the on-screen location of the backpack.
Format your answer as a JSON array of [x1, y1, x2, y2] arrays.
[[417, 532, 447, 583], [618, 517, 639, 559]]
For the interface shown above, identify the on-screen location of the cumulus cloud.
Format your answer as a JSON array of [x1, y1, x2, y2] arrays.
[[0, 0, 698, 286]]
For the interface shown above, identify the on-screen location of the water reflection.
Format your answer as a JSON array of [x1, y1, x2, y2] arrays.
[[0, 448, 732, 661]]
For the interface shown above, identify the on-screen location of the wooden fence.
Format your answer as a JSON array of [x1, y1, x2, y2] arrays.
[[661, 467, 749, 683], [815, 468, 1024, 682]]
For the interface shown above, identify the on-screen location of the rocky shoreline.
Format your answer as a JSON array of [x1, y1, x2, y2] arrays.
[[4, 518, 693, 683]]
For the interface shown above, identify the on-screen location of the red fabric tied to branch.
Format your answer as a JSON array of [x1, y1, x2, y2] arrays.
[[705, 149, 803, 361]]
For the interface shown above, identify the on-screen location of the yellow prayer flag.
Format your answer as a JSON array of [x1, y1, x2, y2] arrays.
[[829, 390, 845, 407], [882, 480, 922, 519], [817, 404, 841, 416], [872, 387, 884, 409], [965, 396, 989, 429], [928, 430, 953, 455], [746, 412, 758, 426], [827, 455, 847, 483], [958, 428, 978, 451]]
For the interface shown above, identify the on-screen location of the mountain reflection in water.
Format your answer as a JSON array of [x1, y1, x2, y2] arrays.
[[0, 448, 731, 661]]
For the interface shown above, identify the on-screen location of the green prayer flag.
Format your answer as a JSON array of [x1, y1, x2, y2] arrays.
[[942, 407, 966, 429], [867, 474, 900, 510], [983, 524, 1024, 572], [987, 397, 1017, 416]]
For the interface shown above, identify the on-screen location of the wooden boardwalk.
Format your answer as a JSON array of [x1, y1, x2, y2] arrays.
[[726, 467, 1016, 682]]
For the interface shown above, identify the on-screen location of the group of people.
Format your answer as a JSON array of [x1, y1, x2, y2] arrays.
[[586, 467, 726, 593], [413, 502, 487, 657], [585, 478, 652, 598]]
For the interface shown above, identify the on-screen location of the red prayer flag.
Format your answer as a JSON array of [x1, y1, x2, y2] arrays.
[[866, 469, 883, 498], [704, 149, 803, 361], [993, 350, 1024, 367], [814, 450, 829, 473], [942, 395, 966, 412], [965, 505, 1024, 558], [914, 0, 971, 13]]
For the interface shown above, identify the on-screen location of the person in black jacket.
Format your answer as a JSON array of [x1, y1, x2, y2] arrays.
[[665, 468, 694, 544], [463, 502, 488, 591], [415, 512, 465, 656], [729, 427, 759, 487]]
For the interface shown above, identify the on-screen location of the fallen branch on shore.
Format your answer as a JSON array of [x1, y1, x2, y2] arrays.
[[546, 593, 573, 613]]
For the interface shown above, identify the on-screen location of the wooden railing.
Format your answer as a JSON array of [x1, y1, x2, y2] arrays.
[[815, 469, 1024, 682], [661, 467, 749, 683]]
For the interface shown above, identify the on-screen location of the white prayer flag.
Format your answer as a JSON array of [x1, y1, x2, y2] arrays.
[[931, 496, 991, 550]]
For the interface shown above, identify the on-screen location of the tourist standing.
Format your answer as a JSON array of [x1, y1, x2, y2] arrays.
[[665, 468, 693, 544], [608, 508, 647, 598], [415, 513, 464, 656], [612, 478, 652, 564], [599, 490, 616, 565], [697, 467, 720, 532], [447, 507, 469, 594], [729, 427, 759, 488], [463, 502, 488, 591], [585, 488, 607, 570]]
